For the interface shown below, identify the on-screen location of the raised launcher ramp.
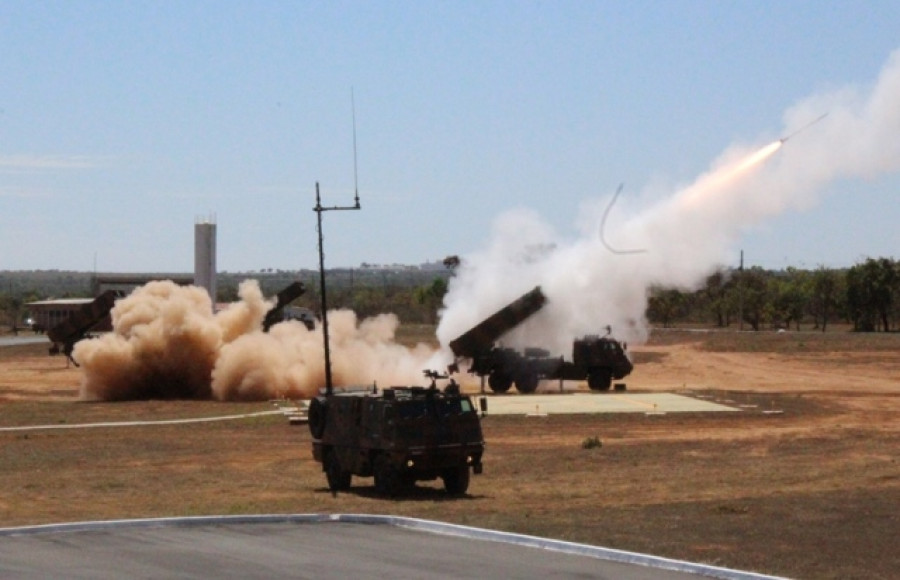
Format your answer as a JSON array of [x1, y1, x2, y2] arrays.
[[448, 286, 546, 361]]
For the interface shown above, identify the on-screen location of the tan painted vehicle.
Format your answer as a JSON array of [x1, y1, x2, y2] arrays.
[[308, 372, 485, 496]]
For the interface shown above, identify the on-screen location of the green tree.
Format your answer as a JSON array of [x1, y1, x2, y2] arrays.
[[846, 257, 898, 332], [771, 268, 810, 330], [702, 269, 737, 327], [647, 287, 686, 328], [739, 267, 770, 331], [0, 294, 24, 333], [413, 278, 448, 324], [809, 266, 842, 332]]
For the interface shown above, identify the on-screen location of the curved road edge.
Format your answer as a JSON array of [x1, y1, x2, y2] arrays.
[[0, 410, 284, 432], [0, 513, 788, 580]]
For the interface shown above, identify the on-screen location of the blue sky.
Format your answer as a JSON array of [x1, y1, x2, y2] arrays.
[[2, 1, 899, 273]]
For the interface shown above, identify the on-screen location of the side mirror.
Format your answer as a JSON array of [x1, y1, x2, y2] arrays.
[[479, 396, 488, 416]]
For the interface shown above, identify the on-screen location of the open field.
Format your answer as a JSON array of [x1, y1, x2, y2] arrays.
[[1, 328, 899, 579]]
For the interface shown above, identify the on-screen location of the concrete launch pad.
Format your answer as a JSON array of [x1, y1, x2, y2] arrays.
[[480, 392, 738, 416]]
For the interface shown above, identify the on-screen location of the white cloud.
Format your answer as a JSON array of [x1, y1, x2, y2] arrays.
[[0, 154, 107, 171]]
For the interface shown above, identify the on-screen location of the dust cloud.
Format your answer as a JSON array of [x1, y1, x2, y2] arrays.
[[74, 280, 435, 401], [76, 48, 900, 400], [437, 47, 900, 357]]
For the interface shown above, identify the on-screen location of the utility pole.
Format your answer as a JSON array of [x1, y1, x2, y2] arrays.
[[314, 89, 361, 396], [314, 183, 360, 395], [738, 250, 744, 331]]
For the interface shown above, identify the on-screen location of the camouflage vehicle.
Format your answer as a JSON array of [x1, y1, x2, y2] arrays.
[[262, 281, 314, 331], [47, 290, 124, 366], [449, 286, 633, 393], [308, 372, 485, 496]]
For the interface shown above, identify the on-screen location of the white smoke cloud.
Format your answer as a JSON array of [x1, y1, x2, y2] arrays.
[[75, 49, 900, 399], [437, 47, 900, 354]]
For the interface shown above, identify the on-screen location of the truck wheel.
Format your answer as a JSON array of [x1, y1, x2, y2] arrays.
[[515, 373, 539, 394], [374, 455, 403, 497], [488, 372, 513, 393], [308, 397, 327, 438], [325, 450, 351, 491], [442, 466, 470, 495], [588, 369, 612, 391]]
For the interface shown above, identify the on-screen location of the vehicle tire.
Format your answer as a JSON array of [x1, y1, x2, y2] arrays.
[[442, 465, 470, 495], [308, 397, 327, 438], [325, 450, 351, 491], [488, 372, 513, 393], [588, 369, 612, 391], [515, 372, 539, 394], [374, 455, 403, 497]]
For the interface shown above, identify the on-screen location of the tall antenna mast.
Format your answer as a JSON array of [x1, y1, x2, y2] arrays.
[[352, 87, 360, 208], [314, 90, 362, 396]]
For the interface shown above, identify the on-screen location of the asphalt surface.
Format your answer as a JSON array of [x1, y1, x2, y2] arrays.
[[0, 516, 781, 580], [0, 335, 48, 347], [0, 334, 759, 578]]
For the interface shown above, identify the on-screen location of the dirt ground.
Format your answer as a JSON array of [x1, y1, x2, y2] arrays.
[[1, 330, 898, 579]]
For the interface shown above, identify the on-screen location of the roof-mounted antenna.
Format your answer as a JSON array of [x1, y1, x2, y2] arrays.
[[352, 87, 360, 209]]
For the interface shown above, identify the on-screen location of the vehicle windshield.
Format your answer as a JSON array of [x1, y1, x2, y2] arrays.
[[395, 398, 473, 420]]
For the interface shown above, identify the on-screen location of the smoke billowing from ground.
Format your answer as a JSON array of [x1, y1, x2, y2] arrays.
[[76, 49, 900, 401], [437, 48, 900, 356], [75, 280, 435, 401]]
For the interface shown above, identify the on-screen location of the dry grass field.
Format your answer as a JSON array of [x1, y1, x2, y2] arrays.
[[1, 326, 898, 579]]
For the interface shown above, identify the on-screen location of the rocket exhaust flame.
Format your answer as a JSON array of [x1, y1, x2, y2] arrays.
[[438, 49, 900, 353], [73, 49, 900, 401], [677, 140, 782, 209]]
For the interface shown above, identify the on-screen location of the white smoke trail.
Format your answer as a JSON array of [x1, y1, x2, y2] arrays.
[[437, 47, 900, 354], [74, 49, 900, 400]]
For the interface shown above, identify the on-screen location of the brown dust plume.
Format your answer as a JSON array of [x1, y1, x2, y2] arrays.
[[74, 280, 436, 401]]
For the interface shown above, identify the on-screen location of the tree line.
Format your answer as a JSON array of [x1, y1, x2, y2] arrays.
[[0, 268, 452, 331], [647, 257, 900, 332], [3, 257, 899, 332]]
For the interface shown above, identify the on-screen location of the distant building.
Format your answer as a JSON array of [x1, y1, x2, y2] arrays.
[[91, 274, 194, 295], [28, 274, 195, 333], [419, 260, 449, 271], [25, 298, 109, 332]]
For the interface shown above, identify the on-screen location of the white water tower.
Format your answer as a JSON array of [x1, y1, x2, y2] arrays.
[[194, 216, 217, 310]]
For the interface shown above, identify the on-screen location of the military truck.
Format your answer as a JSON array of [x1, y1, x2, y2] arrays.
[[262, 281, 314, 331], [308, 371, 485, 496], [47, 290, 124, 366], [449, 286, 633, 393]]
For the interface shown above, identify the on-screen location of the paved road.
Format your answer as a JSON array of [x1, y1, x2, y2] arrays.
[[0, 335, 48, 347], [0, 516, 783, 580]]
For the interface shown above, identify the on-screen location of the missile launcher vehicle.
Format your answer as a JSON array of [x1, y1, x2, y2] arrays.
[[449, 286, 633, 393], [47, 290, 124, 366], [262, 281, 313, 331]]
